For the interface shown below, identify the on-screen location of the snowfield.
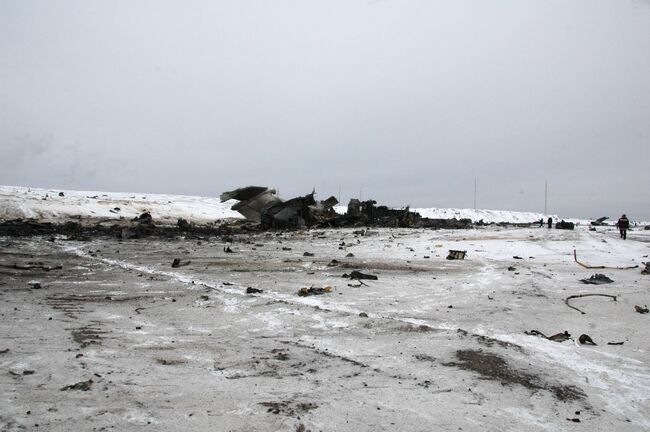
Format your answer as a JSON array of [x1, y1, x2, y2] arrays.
[[1, 186, 649, 431]]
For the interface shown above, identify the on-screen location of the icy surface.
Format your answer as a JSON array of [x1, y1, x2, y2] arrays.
[[1, 223, 649, 431]]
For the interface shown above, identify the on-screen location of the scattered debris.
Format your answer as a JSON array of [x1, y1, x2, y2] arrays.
[[246, 287, 263, 294], [342, 270, 378, 281], [60, 379, 93, 391], [590, 216, 609, 226], [447, 250, 466, 260], [297, 286, 332, 297], [577, 334, 597, 345], [565, 293, 617, 315], [525, 330, 571, 342], [555, 220, 575, 230], [573, 249, 638, 270], [579, 274, 614, 285], [634, 305, 649, 314], [177, 218, 192, 230], [171, 258, 191, 268]]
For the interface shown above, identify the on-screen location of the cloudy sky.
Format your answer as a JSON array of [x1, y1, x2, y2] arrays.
[[2, 1, 649, 219]]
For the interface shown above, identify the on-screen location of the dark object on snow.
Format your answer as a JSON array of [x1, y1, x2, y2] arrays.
[[555, 220, 574, 230], [303, 252, 314, 257], [171, 258, 190, 268], [343, 271, 378, 280], [578, 334, 597, 345], [297, 286, 332, 296], [565, 293, 617, 315], [58, 192, 64, 197], [642, 263, 650, 275], [507, 266, 516, 271], [548, 331, 571, 342], [579, 274, 614, 285], [221, 185, 471, 229], [513, 256, 523, 260], [547, 217, 553, 228], [607, 341, 625, 345], [177, 218, 191, 230], [60, 379, 93, 391], [525, 330, 571, 342], [30, 282, 42, 289], [590, 216, 609, 226], [220, 186, 338, 228], [246, 287, 263, 294], [224, 246, 233, 253], [135, 212, 153, 225], [634, 305, 649, 314], [447, 250, 466, 260], [346, 253, 355, 258]]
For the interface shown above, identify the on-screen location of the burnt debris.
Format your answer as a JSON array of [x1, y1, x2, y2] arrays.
[[221, 185, 472, 230]]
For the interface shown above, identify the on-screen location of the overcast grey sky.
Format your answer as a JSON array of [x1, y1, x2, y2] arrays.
[[2, 1, 649, 219]]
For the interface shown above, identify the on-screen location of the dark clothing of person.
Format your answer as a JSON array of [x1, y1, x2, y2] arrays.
[[547, 217, 553, 229], [618, 216, 630, 240]]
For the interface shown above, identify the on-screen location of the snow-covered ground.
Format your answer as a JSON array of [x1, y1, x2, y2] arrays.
[[1, 187, 650, 431], [0, 185, 241, 224], [1, 185, 628, 226]]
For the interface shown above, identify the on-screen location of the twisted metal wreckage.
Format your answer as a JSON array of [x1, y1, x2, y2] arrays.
[[220, 186, 472, 229]]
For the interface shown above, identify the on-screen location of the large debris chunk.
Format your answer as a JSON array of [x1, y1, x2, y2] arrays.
[[220, 186, 282, 223]]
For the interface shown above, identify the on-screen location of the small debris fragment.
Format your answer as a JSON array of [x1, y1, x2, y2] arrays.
[[346, 253, 355, 258], [342, 271, 378, 280], [60, 379, 93, 391], [578, 334, 597, 346], [359, 312, 368, 318], [171, 258, 191, 268], [447, 250, 466, 260], [303, 252, 314, 257], [634, 305, 649, 314], [513, 256, 523, 260], [507, 266, 516, 271], [297, 287, 332, 297], [579, 274, 614, 285], [607, 341, 624, 345], [246, 287, 263, 294]]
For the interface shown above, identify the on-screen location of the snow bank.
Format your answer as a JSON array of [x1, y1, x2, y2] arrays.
[[0, 185, 242, 225]]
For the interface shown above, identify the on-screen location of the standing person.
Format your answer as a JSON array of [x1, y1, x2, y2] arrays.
[[547, 217, 553, 228], [617, 214, 630, 240]]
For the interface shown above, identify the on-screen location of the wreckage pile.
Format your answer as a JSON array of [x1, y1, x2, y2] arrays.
[[220, 186, 473, 230]]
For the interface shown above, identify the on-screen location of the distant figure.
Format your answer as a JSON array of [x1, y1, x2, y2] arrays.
[[617, 214, 630, 240], [547, 217, 553, 229], [539, 218, 544, 227]]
